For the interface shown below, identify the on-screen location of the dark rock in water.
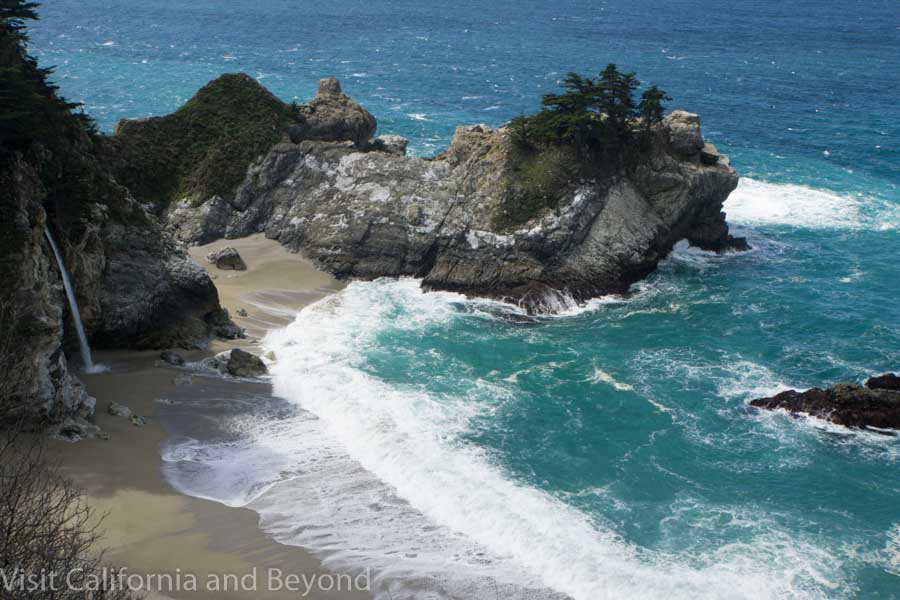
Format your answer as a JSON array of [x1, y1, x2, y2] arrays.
[[206, 246, 246, 270], [750, 378, 900, 431], [235, 308, 248, 317], [225, 348, 267, 378], [159, 350, 185, 366], [866, 373, 900, 391]]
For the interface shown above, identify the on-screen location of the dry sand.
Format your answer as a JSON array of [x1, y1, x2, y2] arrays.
[[53, 235, 368, 600]]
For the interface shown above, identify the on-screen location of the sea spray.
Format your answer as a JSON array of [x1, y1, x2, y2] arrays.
[[44, 228, 97, 372]]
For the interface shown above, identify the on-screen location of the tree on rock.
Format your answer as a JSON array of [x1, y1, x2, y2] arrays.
[[639, 85, 672, 129]]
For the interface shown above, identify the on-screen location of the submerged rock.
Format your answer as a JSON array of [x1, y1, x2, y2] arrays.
[[750, 374, 900, 431]]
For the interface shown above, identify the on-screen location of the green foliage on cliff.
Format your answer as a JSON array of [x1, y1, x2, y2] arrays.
[[0, 0, 97, 156], [494, 65, 670, 229], [105, 73, 295, 209], [0, 1, 140, 292]]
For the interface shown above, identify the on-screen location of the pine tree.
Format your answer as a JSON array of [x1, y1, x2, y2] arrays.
[[639, 85, 671, 128], [1, 0, 89, 154]]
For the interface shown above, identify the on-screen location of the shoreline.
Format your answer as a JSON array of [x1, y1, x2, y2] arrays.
[[52, 234, 367, 600]]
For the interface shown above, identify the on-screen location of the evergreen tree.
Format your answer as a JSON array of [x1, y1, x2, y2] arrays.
[[1, 0, 89, 155], [639, 85, 671, 128]]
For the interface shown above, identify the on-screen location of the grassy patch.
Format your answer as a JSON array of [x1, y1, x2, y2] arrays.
[[493, 144, 578, 230], [106, 73, 294, 209]]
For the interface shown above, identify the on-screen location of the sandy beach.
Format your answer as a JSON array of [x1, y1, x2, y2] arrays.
[[52, 235, 368, 600]]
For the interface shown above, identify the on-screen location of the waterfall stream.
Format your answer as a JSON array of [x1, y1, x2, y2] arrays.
[[44, 228, 96, 373]]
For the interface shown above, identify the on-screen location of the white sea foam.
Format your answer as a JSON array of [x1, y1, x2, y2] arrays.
[[590, 367, 634, 391], [164, 280, 854, 599], [257, 280, 846, 598], [885, 524, 900, 577], [724, 178, 898, 231]]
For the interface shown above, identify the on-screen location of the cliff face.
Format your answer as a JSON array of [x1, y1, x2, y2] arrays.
[[0, 71, 225, 424], [0, 151, 224, 423], [157, 77, 744, 312]]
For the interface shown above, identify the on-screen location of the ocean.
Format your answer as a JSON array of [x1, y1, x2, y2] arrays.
[[31, 1, 899, 598]]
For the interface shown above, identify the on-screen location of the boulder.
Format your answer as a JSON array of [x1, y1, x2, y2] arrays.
[[107, 401, 132, 418], [287, 78, 377, 147], [159, 350, 185, 366], [206, 246, 246, 270], [225, 348, 268, 378], [750, 377, 900, 431], [866, 373, 900, 391]]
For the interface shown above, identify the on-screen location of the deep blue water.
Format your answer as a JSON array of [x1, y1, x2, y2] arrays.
[[31, 1, 899, 598]]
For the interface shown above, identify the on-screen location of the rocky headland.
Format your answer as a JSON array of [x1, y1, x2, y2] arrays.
[[750, 374, 900, 432], [3, 69, 746, 425], [112, 75, 746, 314]]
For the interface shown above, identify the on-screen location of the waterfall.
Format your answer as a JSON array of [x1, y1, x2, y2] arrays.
[[44, 228, 96, 372]]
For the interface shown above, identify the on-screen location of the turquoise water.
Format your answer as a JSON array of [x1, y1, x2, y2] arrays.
[[32, 1, 899, 598]]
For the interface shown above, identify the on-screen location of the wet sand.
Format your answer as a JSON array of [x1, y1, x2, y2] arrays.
[[53, 235, 367, 600]]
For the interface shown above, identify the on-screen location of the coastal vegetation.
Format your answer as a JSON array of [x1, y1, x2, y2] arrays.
[[105, 73, 296, 210], [496, 65, 671, 229], [0, 0, 95, 156]]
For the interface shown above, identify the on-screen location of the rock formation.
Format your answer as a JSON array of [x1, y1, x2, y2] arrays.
[[750, 375, 900, 431], [142, 75, 745, 312], [202, 348, 267, 378], [206, 246, 247, 270]]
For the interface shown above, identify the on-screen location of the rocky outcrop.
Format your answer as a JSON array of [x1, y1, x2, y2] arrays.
[[1, 159, 94, 424], [287, 78, 376, 147], [2, 119, 228, 425], [1, 158, 226, 423], [750, 375, 900, 431], [159, 78, 744, 312]]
